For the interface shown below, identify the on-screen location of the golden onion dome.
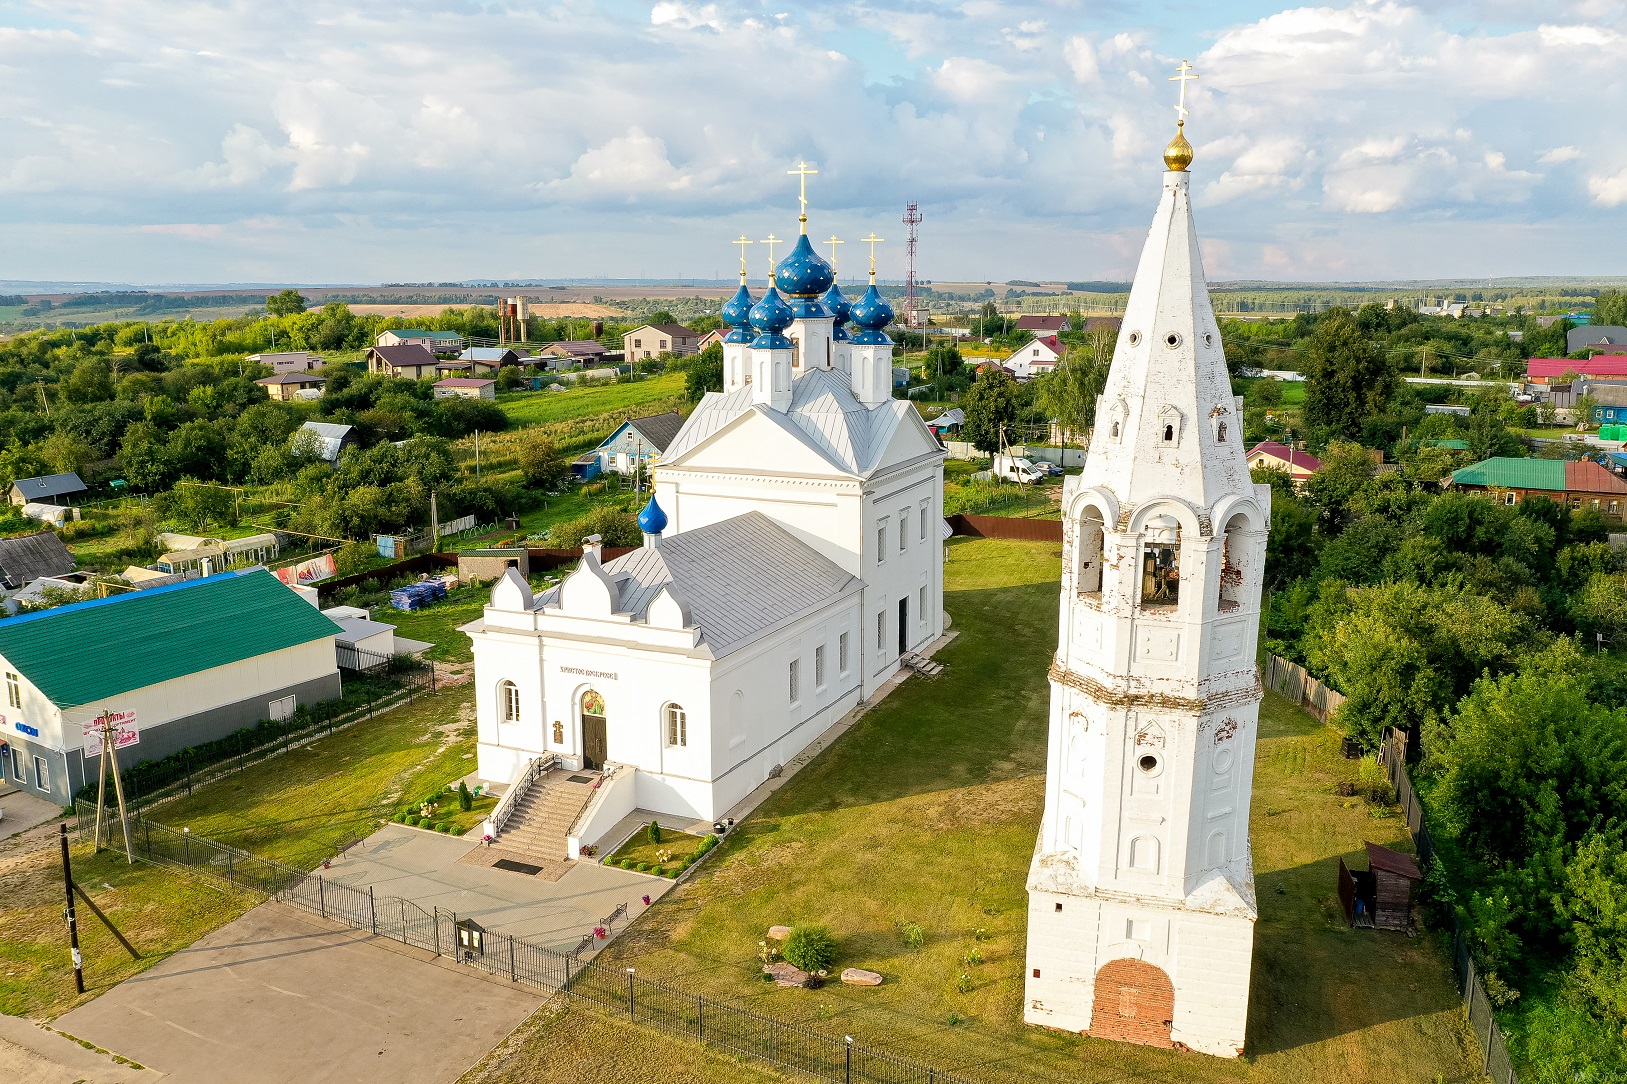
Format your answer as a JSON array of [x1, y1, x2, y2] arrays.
[[1164, 121, 1194, 172]]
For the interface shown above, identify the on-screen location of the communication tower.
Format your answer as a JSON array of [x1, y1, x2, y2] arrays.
[[902, 202, 923, 328]]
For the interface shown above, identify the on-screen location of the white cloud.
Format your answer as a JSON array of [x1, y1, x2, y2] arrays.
[[1541, 145, 1583, 163], [1589, 168, 1627, 206], [1062, 35, 1099, 82]]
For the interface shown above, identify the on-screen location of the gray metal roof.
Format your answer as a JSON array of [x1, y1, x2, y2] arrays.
[[1571, 326, 1627, 353], [9, 473, 87, 501], [299, 421, 355, 464], [627, 410, 685, 451], [663, 368, 916, 477], [0, 530, 76, 589], [460, 347, 518, 362], [557, 512, 856, 657]]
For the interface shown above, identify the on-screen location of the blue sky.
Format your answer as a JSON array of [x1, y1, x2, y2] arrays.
[[0, 0, 1623, 285]]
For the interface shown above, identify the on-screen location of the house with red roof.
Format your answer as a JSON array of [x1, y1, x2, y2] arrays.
[[1247, 441, 1322, 487], [1015, 314, 1070, 335], [1526, 356, 1627, 385], [1005, 335, 1062, 379], [1451, 456, 1627, 517]]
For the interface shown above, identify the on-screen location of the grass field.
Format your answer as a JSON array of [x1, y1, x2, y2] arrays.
[[520, 537, 1480, 1084], [382, 587, 490, 662], [153, 684, 477, 867], [497, 372, 685, 428]]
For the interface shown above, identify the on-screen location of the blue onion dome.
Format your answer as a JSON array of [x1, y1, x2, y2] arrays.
[[822, 282, 852, 342], [637, 494, 668, 535], [721, 283, 755, 328], [749, 286, 793, 337], [849, 284, 895, 346], [773, 234, 835, 298]]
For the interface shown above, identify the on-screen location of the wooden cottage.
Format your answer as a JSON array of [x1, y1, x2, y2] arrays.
[[1338, 842, 1422, 931]]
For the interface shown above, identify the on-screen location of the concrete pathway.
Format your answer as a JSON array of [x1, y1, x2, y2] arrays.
[[0, 1013, 163, 1084], [58, 902, 538, 1084], [0, 790, 61, 843], [319, 823, 673, 950]]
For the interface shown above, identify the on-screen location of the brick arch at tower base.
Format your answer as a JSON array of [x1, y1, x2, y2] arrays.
[[1089, 957, 1175, 1048]]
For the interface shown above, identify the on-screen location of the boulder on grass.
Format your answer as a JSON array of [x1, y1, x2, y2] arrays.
[[766, 925, 793, 942], [765, 961, 811, 988], [841, 968, 883, 987]]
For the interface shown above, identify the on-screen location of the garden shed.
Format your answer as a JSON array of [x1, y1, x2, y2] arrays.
[[1337, 841, 1422, 931]]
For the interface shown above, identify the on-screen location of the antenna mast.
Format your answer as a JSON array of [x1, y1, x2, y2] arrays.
[[902, 202, 922, 328]]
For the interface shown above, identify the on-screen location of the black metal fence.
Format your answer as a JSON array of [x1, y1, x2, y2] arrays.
[[73, 806, 980, 1084], [1378, 733, 1520, 1084]]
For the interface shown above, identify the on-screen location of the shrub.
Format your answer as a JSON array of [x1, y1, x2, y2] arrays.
[[957, 972, 974, 994], [964, 948, 984, 966], [647, 820, 663, 845], [637, 862, 650, 872], [393, 813, 407, 823], [899, 922, 925, 950], [458, 780, 473, 812], [667, 867, 680, 878], [1355, 760, 1396, 805], [619, 858, 633, 869], [406, 815, 421, 826], [784, 925, 837, 973]]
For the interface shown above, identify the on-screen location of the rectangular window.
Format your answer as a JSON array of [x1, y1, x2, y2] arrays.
[[789, 659, 800, 703], [838, 632, 850, 673], [4, 672, 18, 710], [876, 522, 886, 563], [269, 695, 295, 722], [33, 756, 47, 794], [919, 586, 928, 623], [9, 748, 23, 783], [1141, 543, 1180, 607], [502, 682, 521, 723], [666, 704, 687, 747], [877, 610, 886, 651], [814, 645, 825, 688], [919, 505, 928, 540], [899, 510, 908, 550]]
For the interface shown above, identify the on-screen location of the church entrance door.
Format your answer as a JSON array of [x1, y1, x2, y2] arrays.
[[1089, 958, 1175, 1048], [898, 596, 909, 656], [581, 690, 608, 770]]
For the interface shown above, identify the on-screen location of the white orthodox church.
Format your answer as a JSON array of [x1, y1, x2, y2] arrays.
[[1022, 113, 1267, 1057], [465, 212, 946, 825]]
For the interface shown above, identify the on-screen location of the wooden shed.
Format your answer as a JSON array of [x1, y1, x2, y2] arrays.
[[1337, 842, 1422, 931]]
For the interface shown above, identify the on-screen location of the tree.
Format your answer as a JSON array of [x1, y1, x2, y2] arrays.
[[961, 368, 1021, 454], [685, 342, 723, 404], [118, 421, 173, 490], [518, 431, 569, 490], [1302, 307, 1394, 439], [1594, 289, 1627, 329], [60, 358, 113, 405], [39, 431, 94, 475], [1301, 440, 1376, 531], [266, 289, 309, 316], [1034, 337, 1108, 458]]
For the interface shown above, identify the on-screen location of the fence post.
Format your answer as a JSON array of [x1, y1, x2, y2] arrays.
[[697, 995, 703, 1044], [627, 968, 635, 1020], [369, 886, 376, 935], [845, 1036, 853, 1084], [144, 820, 151, 856], [227, 847, 233, 883], [318, 876, 326, 919]]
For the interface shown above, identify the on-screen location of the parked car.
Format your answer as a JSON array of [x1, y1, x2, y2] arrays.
[[992, 454, 1045, 484]]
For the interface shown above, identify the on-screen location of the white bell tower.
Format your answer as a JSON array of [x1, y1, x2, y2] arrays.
[[1023, 70, 1271, 1059]]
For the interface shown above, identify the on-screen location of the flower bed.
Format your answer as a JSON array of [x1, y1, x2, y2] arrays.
[[604, 825, 714, 878]]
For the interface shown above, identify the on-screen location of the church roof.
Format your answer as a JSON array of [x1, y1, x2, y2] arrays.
[[542, 512, 856, 658], [663, 368, 916, 477]]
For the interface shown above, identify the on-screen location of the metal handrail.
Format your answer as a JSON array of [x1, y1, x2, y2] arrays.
[[565, 761, 621, 844], [487, 753, 556, 838]]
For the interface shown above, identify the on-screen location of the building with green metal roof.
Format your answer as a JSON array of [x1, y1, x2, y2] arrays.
[[1449, 456, 1627, 517], [0, 570, 341, 804]]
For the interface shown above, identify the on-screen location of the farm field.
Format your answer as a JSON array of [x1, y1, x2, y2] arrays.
[[496, 371, 685, 428], [502, 537, 1481, 1084]]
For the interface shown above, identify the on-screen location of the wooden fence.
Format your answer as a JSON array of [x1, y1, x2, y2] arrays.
[[947, 513, 1063, 543], [1262, 654, 1346, 723]]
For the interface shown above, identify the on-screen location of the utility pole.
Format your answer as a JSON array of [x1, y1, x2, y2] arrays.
[[89, 711, 135, 865], [475, 430, 482, 481], [429, 490, 440, 552], [60, 824, 84, 994]]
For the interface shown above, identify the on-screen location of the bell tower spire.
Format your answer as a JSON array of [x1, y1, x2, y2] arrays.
[[1023, 64, 1269, 1059]]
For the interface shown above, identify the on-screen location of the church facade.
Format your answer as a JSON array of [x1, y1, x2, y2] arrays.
[[466, 218, 945, 824], [1022, 113, 1269, 1057]]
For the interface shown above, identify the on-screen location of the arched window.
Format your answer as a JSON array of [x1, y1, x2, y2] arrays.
[[1163, 423, 1174, 442], [666, 704, 687, 747], [1216, 421, 1228, 442], [1110, 421, 1120, 439], [1219, 512, 1248, 612], [1129, 835, 1160, 872], [499, 680, 521, 724], [1077, 508, 1105, 596]]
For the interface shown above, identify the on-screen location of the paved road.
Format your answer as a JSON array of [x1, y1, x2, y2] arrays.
[[320, 824, 671, 949], [58, 903, 539, 1084]]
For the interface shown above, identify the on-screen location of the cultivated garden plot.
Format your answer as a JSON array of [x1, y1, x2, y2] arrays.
[[488, 537, 1482, 1084]]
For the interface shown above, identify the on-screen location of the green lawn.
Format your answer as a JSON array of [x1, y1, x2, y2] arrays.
[[383, 586, 490, 662], [154, 684, 477, 867], [497, 372, 686, 428], [606, 827, 710, 872], [558, 537, 1481, 1084], [0, 842, 259, 1019]]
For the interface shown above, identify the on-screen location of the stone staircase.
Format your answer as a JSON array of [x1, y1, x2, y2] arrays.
[[490, 769, 599, 861], [901, 652, 944, 676]]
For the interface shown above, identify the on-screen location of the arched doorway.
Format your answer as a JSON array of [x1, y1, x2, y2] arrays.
[[580, 690, 607, 770], [1089, 957, 1175, 1048]]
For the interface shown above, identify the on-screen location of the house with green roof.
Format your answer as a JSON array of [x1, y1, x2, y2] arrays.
[[0, 570, 341, 804], [1449, 456, 1627, 517]]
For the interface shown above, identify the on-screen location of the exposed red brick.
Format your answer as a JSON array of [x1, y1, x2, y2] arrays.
[[1088, 958, 1174, 1049]]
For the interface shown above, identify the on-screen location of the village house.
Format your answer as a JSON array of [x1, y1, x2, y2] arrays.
[[254, 371, 327, 402], [1247, 441, 1322, 487], [1006, 335, 1062, 379], [8, 473, 86, 508], [1450, 456, 1627, 517], [246, 350, 323, 373], [1568, 325, 1627, 354], [535, 340, 609, 365], [433, 377, 497, 401], [366, 344, 441, 380], [696, 328, 726, 352], [460, 347, 523, 375], [376, 328, 464, 352], [624, 323, 699, 360], [1526, 356, 1627, 386], [1015, 314, 1070, 335], [590, 411, 685, 475]]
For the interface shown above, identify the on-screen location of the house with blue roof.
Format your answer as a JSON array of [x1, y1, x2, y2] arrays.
[[0, 570, 341, 804]]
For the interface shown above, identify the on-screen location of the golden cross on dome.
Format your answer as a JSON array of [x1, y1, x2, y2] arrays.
[[787, 161, 819, 233], [861, 232, 885, 282], [761, 233, 782, 281], [732, 235, 753, 284], [825, 235, 844, 273], [1170, 60, 1199, 124]]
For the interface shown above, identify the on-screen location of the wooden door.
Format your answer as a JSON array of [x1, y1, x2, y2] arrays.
[[582, 712, 608, 770]]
